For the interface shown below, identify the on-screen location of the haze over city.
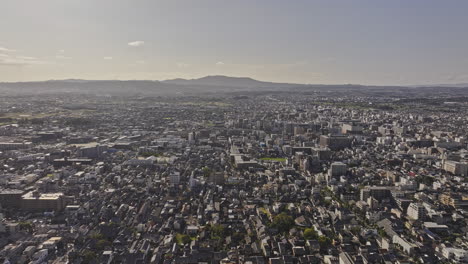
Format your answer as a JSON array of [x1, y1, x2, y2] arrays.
[[1, 1, 468, 264], [1, 0, 468, 85]]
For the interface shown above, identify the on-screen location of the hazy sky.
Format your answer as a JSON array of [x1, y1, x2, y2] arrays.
[[1, 0, 468, 85]]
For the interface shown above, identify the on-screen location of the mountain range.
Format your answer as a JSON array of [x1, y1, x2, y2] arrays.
[[0, 75, 467, 96], [162, 75, 303, 88]]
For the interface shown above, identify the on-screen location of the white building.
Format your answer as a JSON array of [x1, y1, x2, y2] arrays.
[[443, 160, 468, 176], [407, 202, 426, 220], [392, 235, 417, 255], [442, 247, 468, 263]]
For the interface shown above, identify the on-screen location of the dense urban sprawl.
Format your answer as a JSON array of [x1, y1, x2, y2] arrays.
[[0, 91, 468, 264]]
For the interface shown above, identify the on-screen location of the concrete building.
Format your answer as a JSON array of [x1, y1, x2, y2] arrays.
[[443, 160, 468, 176], [319, 135, 352, 151], [0, 189, 23, 208], [442, 247, 468, 263], [21, 191, 66, 211], [0, 142, 32, 150], [209, 172, 225, 185], [439, 193, 468, 209], [170, 171, 181, 185], [339, 252, 355, 264], [392, 235, 417, 255], [329, 162, 347, 177], [341, 124, 363, 135], [407, 202, 426, 220], [360, 186, 392, 201]]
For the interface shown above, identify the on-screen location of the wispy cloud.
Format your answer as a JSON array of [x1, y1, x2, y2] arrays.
[[128, 41, 145, 47], [56, 55, 72, 60], [176, 62, 189, 68], [0, 46, 15, 53], [0, 56, 48, 66], [216, 61, 225, 65], [129, 60, 147, 67], [54, 49, 72, 60], [0, 46, 48, 66], [104, 56, 113, 60], [16, 56, 37, 60]]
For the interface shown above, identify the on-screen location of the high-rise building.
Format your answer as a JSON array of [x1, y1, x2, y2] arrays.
[[21, 191, 66, 211], [209, 172, 225, 185], [319, 135, 352, 150], [407, 202, 426, 220], [341, 123, 363, 135], [360, 187, 392, 201], [443, 160, 468, 176], [169, 171, 181, 186], [188, 132, 195, 143], [329, 162, 347, 177], [0, 190, 23, 208]]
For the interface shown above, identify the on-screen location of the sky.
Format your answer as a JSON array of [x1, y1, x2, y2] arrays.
[[1, 0, 468, 85]]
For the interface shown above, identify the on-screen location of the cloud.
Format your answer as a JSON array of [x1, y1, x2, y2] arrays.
[[129, 60, 147, 67], [176, 62, 189, 68], [0, 56, 47, 66], [104, 56, 113, 60], [128, 41, 145, 47], [17, 56, 37, 60], [54, 49, 71, 60], [0, 45, 48, 66], [0, 46, 15, 53], [56, 55, 72, 60], [216, 61, 225, 65]]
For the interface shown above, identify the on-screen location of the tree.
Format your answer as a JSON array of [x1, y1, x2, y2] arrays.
[[175, 233, 191, 245], [350, 226, 361, 235], [378, 228, 387, 238], [202, 167, 212, 178], [232, 232, 245, 243], [81, 250, 97, 264], [304, 227, 318, 240], [18, 221, 33, 233], [318, 236, 332, 248], [272, 213, 295, 233], [209, 224, 226, 240], [414, 175, 435, 186], [96, 239, 111, 250], [89, 232, 104, 240]]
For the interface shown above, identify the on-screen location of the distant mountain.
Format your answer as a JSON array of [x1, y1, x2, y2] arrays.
[[411, 83, 468, 88], [163, 75, 303, 88], [1, 76, 467, 97], [47, 79, 90, 83]]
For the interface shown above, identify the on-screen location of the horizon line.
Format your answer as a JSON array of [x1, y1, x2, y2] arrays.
[[0, 75, 467, 88]]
